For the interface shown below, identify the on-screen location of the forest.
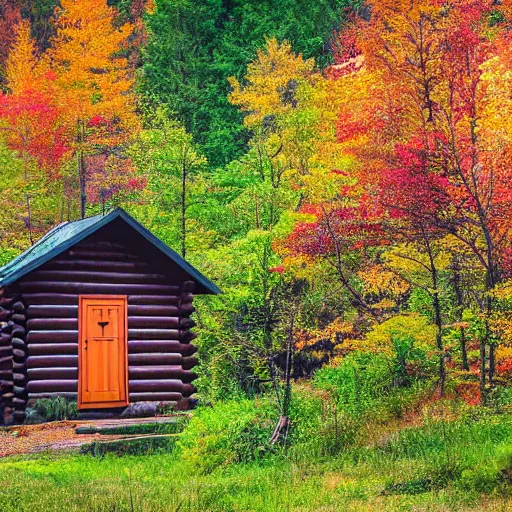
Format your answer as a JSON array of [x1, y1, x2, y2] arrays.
[[3, 0, 512, 510]]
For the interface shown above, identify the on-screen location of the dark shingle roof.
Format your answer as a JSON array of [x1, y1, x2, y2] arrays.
[[0, 208, 221, 294]]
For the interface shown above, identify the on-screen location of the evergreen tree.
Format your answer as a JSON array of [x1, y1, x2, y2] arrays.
[[142, 0, 362, 168]]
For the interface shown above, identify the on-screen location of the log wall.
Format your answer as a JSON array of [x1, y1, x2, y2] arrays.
[[0, 286, 27, 424], [16, 236, 198, 414], [0, 287, 14, 425]]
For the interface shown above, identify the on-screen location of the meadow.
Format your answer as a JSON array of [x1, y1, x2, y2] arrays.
[[3, 392, 512, 512]]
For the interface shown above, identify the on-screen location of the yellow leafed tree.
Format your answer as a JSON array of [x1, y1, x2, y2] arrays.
[[5, 20, 41, 95], [49, 0, 139, 217]]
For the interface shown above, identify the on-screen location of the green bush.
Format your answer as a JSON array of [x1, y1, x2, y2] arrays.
[[313, 352, 393, 415], [33, 397, 77, 422], [458, 467, 498, 494], [287, 386, 361, 458], [177, 398, 276, 472], [313, 351, 426, 421], [365, 313, 437, 384]]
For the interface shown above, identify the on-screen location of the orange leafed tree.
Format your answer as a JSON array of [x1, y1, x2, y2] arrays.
[[0, 20, 68, 243], [2, 20, 67, 169], [49, 0, 139, 217], [0, 0, 21, 86]]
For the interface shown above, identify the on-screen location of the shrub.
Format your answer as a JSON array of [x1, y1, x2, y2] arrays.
[[458, 467, 498, 494], [313, 352, 393, 415], [365, 313, 437, 384], [312, 351, 426, 421], [287, 384, 370, 458], [33, 397, 77, 422], [177, 398, 276, 472]]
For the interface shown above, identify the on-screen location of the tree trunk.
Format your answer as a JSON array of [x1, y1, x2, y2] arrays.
[[424, 229, 445, 396], [78, 120, 87, 219], [452, 257, 469, 371], [25, 194, 33, 246], [181, 155, 187, 258]]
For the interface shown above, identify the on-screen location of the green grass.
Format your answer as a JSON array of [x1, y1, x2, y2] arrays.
[[2, 410, 512, 511], [76, 419, 188, 436], [80, 435, 179, 456]]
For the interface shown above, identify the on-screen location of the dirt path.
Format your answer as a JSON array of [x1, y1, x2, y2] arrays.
[[0, 417, 182, 457], [0, 421, 125, 457], [0, 416, 186, 457]]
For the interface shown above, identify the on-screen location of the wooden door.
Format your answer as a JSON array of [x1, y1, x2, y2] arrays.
[[78, 296, 128, 409]]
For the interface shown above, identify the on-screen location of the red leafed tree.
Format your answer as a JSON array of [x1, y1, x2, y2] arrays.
[[0, 20, 67, 172], [327, 0, 512, 398], [281, 197, 385, 321], [377, 136, 454, 394]]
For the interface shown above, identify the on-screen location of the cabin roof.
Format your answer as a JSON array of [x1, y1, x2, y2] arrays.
[[0, 208, 221, 294]]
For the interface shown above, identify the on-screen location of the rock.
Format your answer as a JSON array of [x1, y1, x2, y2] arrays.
[[120, 402, 158, 418], [75, 426, 98, 434], [24, 407, 46, 425]]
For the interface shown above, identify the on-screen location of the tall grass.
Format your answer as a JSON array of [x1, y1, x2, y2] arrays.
[[4, 352, 512, 511], [2, 406, 512, 511]]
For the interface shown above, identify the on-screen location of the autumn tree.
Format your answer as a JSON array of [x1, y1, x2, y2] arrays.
[[142, 0, 362, 168], [131, 108, 206, 258], [49, 0, 139, 218], [0, 0, 21, 86], [328, 0, 512, 399], [0, 20, 67, 242]]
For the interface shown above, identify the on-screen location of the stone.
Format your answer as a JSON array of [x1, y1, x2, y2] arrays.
[[24, 407, 47, 425], [120, 402, 158, 418]]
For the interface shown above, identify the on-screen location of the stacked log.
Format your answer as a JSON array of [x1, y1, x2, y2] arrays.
[[11, 299, 28, 423], [0, 287, 14, 425], [21, 237, 198, 411], [125, 280, 198, 409]]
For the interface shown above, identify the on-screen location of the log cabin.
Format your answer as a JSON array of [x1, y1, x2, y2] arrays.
[[0, 208, 221, 425]]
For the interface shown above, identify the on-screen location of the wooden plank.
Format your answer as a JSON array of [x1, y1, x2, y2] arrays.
[[28, 270, 168, 284], [27, 343, 78, 356], [20, 282, 180, 295], [128, 317, 180, 329], [128, 341, 196, 356], [27, 318, 78, 330], [128, 305, 180, 316], [27, 330, 78, 343], [28, 392, 78, 400], [27, 379, 78, 392], [27, 305, 78, 318], [129, 392, 182, 402], [128, 295, 180, 305], [23, 294, 79, 305], [27, 355, 78, 368], [128, 353, 182, 365], [44, 259, 149, 271], [128, 329, 180, 340], [67, 249, 139, 261], [27, 367, 78, 380], [129, 366, 196, 381], [128, 380, 183, 392]]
